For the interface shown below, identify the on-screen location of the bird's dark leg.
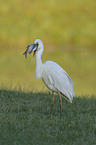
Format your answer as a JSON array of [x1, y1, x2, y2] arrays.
[[50, 92, 55, 117], [58, 91, 62, 119]]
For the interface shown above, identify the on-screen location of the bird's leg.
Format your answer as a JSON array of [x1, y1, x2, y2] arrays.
[[58, 91, 62, 119], [50, 92, 55, 117]]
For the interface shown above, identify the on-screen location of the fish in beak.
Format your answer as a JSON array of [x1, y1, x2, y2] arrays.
[[23, 43, 38, 58]]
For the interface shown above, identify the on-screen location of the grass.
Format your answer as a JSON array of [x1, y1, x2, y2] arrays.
[[0, 89, 96, 145]]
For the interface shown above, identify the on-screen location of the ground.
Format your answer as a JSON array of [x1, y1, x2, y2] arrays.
[[0, 89, 96, 145]]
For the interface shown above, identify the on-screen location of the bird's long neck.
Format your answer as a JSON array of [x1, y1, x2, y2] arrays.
[[35, 50, 43, 79]]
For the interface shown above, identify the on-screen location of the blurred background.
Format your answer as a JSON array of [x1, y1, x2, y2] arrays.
[[0, 0, 96, 96]]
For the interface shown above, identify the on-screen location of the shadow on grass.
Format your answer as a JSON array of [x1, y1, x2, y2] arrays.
[[0, 89, 96, 145], [0, 88, 96, 120]]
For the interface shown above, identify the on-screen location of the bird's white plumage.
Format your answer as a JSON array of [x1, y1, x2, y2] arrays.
[[42, 61, 75, 103], [34, 39, 75, 103]]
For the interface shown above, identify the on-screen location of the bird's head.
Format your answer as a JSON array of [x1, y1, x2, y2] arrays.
[[23, 39, 44, 58]]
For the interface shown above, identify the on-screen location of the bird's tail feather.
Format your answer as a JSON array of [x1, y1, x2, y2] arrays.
[[60, 91, 72, 103]]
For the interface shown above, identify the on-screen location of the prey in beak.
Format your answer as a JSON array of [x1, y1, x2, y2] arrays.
[[23, 43, 38, 59]]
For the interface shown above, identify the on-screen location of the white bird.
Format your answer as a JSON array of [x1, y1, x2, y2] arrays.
[[23, 39, 75, 118]]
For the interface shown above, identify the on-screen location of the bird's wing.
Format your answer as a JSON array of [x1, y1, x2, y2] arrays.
[[44, 61, 75, 102]]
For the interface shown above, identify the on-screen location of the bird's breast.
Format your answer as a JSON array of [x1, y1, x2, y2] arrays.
[[42, 72, 57, 92], [35, 64, 44, 79], [35, 70, 42, 79]]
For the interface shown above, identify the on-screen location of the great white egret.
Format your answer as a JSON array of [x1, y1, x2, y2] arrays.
[[23, 39, 75, 118]]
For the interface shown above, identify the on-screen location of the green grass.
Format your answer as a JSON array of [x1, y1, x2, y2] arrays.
[[0, 89, 96, 145]]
